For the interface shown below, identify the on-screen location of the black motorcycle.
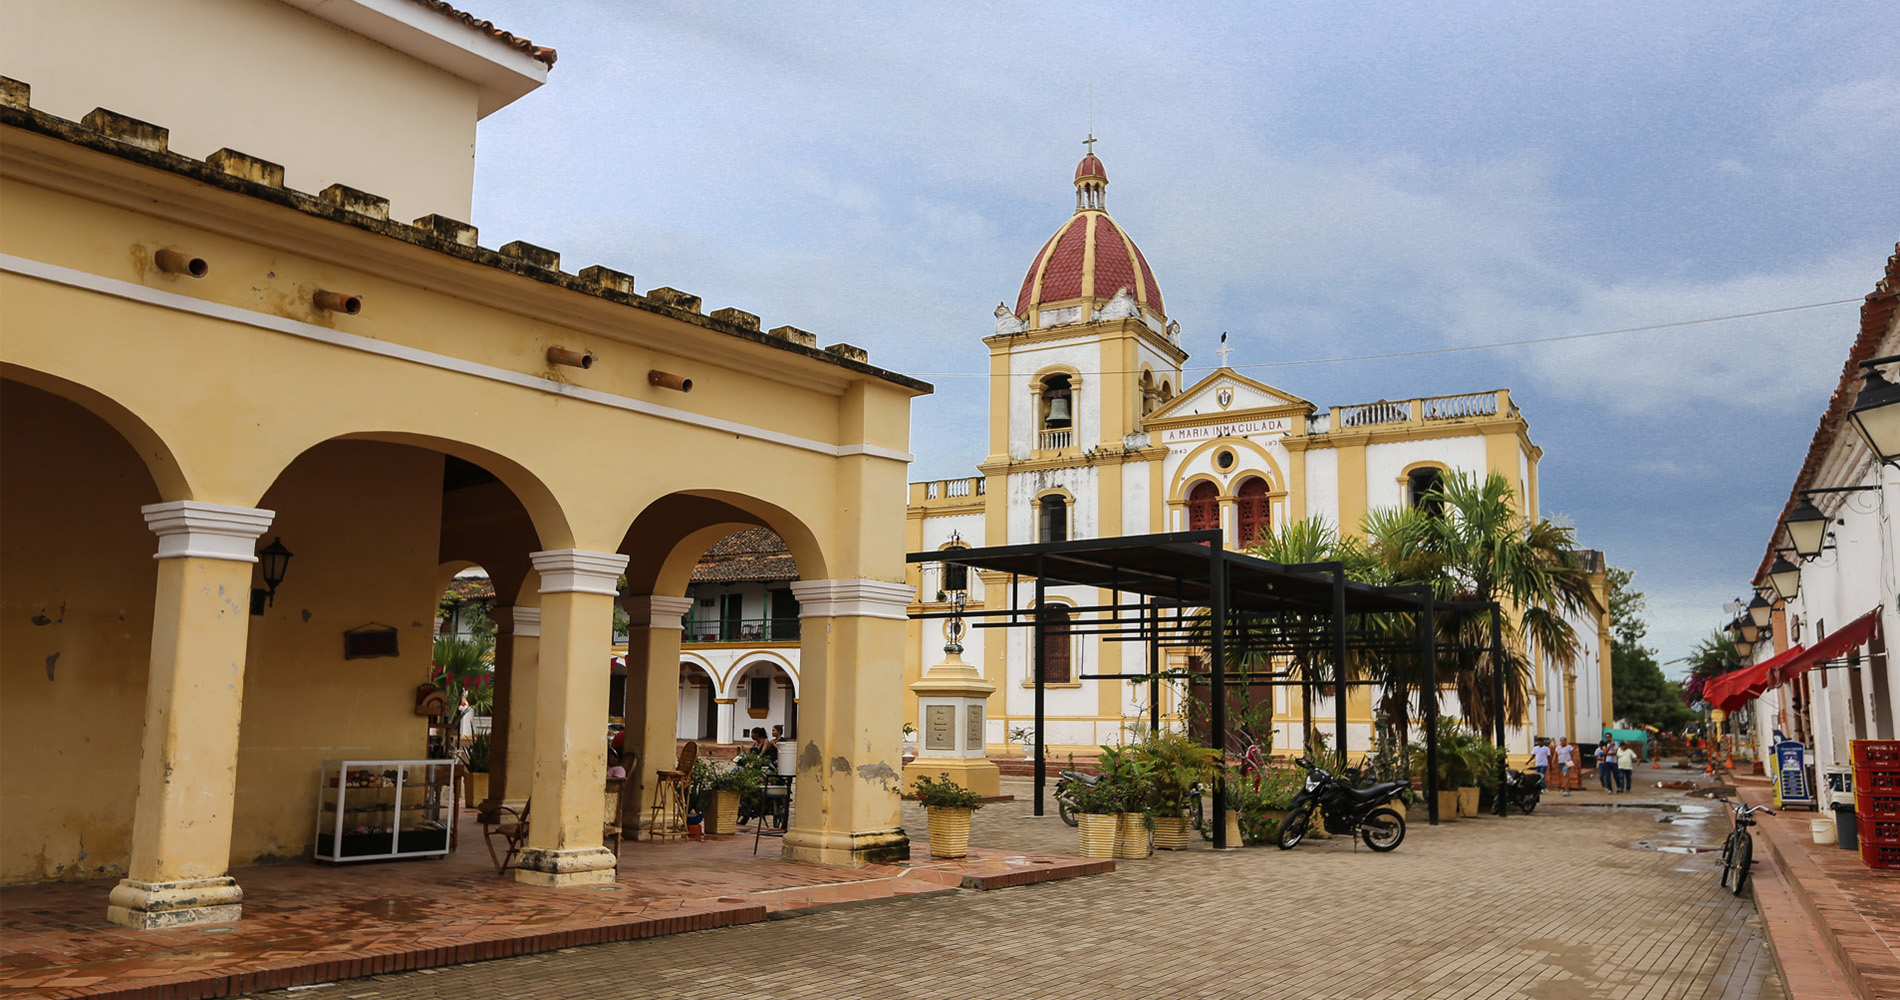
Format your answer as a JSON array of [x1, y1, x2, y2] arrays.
[[1503, 767, 1544, 814], [1054, 768, 1097, 827], [1277, 756, 1409, 852]]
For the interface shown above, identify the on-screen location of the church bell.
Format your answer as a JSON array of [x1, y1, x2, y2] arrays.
[[1045, 393, 1072, 427]]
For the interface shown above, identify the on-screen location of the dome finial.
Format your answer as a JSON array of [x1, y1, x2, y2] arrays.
[[1073, 134, 1107, 212]]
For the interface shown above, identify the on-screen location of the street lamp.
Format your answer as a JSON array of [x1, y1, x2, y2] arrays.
[[257, 536, 293, 606], [1746, 593, 1772, 629], [1783, 496, 1828, 560], [1846, 356, 1900, 466], [1766, 554, 1801, 602]]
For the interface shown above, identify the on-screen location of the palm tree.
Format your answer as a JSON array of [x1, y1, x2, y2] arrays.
[[1368, 470, 1593, 737]]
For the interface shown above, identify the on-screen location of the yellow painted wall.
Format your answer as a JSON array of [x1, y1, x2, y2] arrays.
[[1, 0, 484, 222], [231, 440, 441, 865], [0, 383, 159, 883]]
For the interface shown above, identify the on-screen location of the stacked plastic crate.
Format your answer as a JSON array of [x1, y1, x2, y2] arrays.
[[1852, 739, 1900, 870]]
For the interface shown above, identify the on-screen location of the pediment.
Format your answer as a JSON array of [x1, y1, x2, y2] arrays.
[[1146, 368, 1313, 425]]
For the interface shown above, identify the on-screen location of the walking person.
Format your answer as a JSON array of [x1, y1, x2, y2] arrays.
[[1554, 737, 1577, 796], [1531, 739, 1551, 787], [1616, 742, 1636, 793], [1598, 736, 1618, 792]]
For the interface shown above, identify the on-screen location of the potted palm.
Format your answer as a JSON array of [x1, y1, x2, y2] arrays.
[[1094, 745, 1154, 860], [1068, 766, 1123, 859], [1130, 732, 1219, 850], [704, 757, 765, 835], [911, 772, 983, 858], [459, 731, 491, 809]]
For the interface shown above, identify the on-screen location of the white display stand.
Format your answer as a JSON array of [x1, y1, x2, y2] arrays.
[[315, 759, 457, 863]]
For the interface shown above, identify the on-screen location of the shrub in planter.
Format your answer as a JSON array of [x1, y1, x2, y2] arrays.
[[912, 772, 983, 859], [1128, 732, 1219, 850]]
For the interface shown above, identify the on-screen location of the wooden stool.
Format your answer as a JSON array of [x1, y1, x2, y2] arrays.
[[647, 740, 698, 841]]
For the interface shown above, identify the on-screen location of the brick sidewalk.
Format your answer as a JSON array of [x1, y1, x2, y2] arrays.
[[0, 815, 1104, 999], [1735, 775, 1900, 999], [230, 777, 1782, 1000]]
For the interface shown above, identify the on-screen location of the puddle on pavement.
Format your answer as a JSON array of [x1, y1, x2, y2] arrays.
[[1626, 839, 1718, 854]]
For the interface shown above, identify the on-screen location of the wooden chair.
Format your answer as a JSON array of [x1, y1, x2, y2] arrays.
[[482, 800, 530, 875], [647, 741, 698, 841]]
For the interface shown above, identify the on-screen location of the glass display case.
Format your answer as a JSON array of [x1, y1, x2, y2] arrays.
[[315, 759, 457, 863]]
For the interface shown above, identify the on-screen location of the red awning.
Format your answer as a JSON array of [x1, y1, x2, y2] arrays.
[[1705, 644, 1808, 713], [1777, 608, 1882, 683]]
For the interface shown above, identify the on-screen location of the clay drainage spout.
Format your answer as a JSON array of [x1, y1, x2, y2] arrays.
[[648, 370, 692, 392], [154, 249, 208, 278], [547, 347, 596, 369], [313, 290, 362, 315]]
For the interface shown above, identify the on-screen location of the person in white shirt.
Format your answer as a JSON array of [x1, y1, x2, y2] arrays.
[[1531, 741, 1551, 786], [1616, 743, 1637, 793], [1554, 737, 1577, 796]]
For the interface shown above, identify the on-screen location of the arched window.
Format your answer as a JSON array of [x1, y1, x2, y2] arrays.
[[1187, 481, 1220, 536], [1039, 495, 1068, 542], [1040, 373, 1073, 430], [1139, 370, 1157, 416], [1039, 605, 1072, 683], [1237, 477, 1270, 547], [1408, 467, 1446, 517]]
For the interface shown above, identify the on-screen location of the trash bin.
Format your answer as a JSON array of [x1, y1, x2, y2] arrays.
[[1835, 802, 1859, 851]]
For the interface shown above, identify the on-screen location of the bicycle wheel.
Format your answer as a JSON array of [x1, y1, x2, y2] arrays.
[[1719, 830, 1738, 888], [1057, 797, 1079, 827], [1277, 803, 1313, 850], [1360, 807, 1406, 852], [1731, 831, 1754, 896]]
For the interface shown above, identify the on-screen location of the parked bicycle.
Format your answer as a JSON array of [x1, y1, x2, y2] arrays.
[[1718, 799, 1773, 895]]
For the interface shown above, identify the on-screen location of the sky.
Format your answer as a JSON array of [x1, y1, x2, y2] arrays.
[[464, 1, 1898, 673]]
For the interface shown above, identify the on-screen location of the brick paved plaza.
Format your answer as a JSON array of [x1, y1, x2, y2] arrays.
[[238, 778, 1782, 1000]]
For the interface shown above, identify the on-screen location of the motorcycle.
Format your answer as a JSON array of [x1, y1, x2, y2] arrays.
[[1503, 767, 1544, 814], [1054, 768, 1097, 827], [1277, 756, 1409, 852]]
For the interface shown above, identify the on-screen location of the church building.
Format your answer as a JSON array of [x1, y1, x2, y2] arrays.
[[904, 151, 1607, 772]]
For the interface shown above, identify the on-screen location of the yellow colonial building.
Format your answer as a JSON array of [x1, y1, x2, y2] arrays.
[[0, 0, 927, 927], [904, 152, 1611, 766]]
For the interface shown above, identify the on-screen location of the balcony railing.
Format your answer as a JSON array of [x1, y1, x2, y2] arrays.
[[1039, 428, 1073, 450], [1321, 390, 1513, 434], [682, 616, 802, 644], [921, 477, 986, 500]]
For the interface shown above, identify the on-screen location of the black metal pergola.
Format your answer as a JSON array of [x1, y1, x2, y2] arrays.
[[909, 530, 1511, 847]]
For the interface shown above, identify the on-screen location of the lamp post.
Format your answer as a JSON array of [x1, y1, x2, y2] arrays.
[[1846, 356, 1900, 466]]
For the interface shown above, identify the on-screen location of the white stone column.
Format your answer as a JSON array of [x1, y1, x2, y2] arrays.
[[109, 501, 273, 929], [516, 548, 628, 887], [715, 698, 737, 745]]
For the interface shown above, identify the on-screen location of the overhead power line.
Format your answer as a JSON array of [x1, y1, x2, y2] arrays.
[[906, 297, 1861, 378]]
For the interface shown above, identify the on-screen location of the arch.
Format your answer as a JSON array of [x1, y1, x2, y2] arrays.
[[619, 491, 826, 598], [1032, 487, 1075, 543], [1399, 461, 1451, 515], [936, 539, 971, 594], [1033, 600, 1074, 684], [727, 655, 800, 700], [1138, 367, 1158, 417], [3, 364, 192, 500], [1165, 437, 1287, 501]]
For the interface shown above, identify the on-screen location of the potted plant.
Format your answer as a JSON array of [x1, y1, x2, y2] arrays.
[[912, 772, 983, 858], [1067, 764, 1124, 859], [704, 757, 765, 835], [1010, 726, 1034, 761], [459, 731, 491, 809], [1129, 732, 1219, 850], [1094, 745, 1155, 860], [1236, 764, 1305, 846]]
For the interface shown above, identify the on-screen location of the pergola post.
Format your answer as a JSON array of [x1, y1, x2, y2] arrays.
[[1422, 589, 1440, 826], [1032, 558, 1046, 816], [1332, 565, 1349, 772], [1209, 541, 1229, 849], [1491, 601, 1508, 818]]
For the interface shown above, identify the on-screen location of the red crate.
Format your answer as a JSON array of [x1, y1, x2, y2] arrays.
[[1862, 818, 1900, 844], [1854, 741, 1900, 768], [1860, 793, 1900, 818], [1863, 842, 1900, 871], [1858, 769, 1900, 792]]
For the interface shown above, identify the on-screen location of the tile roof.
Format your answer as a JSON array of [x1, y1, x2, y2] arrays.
[[692, 528, 798, 583], [408, 0, 557, 66]]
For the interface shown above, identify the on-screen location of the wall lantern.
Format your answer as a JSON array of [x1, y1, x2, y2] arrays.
[[1766, 554, 1801, 602], [1783, 496, 1828, 560], [257, 537, 293, 607], [1737, 616, 1761, 644], [1847, 356, 1900, 466], [1746, 593, 1772, 629], [1734, 636, 1754, 659]]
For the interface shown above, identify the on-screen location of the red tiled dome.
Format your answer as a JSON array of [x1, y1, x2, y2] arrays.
[[1014, 155, 1164, 325]]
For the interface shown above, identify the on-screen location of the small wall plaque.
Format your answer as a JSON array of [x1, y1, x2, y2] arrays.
[[924, 705, 956, 752], [965, 705, 983, 751], [344, 623, 399, 660]]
